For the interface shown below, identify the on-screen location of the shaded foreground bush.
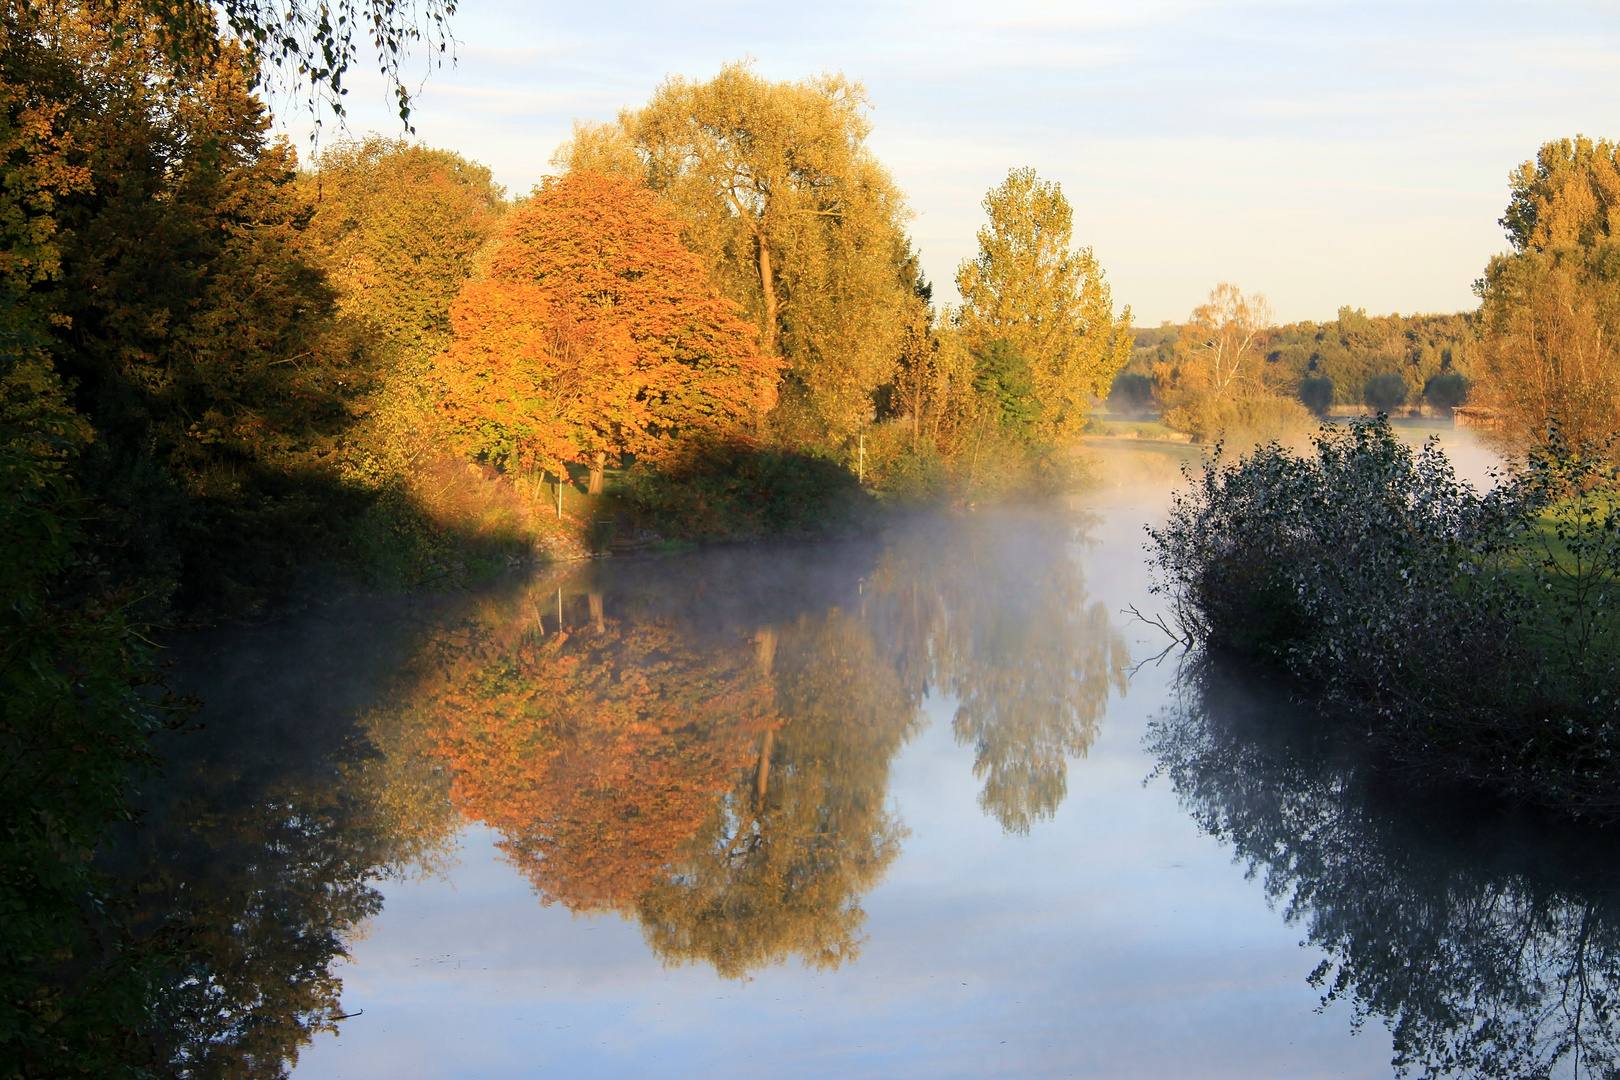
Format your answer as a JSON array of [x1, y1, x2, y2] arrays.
[[622, 441, 876, 542], [1148, 418, 1620, 819]]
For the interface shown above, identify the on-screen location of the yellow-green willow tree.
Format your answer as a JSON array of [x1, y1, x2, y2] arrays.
[[303, 137, 507, 353], [556, 61, 914, 443], [1477, 136, 1620, 458], [955, 168, 1133, 443]]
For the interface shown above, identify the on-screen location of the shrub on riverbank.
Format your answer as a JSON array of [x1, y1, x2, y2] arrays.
[[621, 441, 876, 542], [1161, 391, 1312, 447], [1147, 417, 1620, 819]]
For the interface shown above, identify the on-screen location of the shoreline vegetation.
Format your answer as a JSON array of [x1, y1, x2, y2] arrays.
[[1149, 417, 1620, 820]]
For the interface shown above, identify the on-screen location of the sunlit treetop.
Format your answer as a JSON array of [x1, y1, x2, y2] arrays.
[[1501, 135, 1620, 255], [434, 170, 781, 476]]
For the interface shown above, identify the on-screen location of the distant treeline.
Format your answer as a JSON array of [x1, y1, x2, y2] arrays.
[[1115, 307, 1476, 420]]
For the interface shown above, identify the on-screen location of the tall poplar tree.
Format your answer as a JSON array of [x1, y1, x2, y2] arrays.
[[955, 168, 1133, 444]]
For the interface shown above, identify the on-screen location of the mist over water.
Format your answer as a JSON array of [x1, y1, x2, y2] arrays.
[[132, 434, 1613, 1080]]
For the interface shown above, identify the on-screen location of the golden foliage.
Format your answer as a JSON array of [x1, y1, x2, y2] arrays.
[[955, 168, 1133, 443], [432, 171, 780, 478], [1479, 137, 1620, 459], [303, 136, 506, 352], [554, 61, 913, 443]]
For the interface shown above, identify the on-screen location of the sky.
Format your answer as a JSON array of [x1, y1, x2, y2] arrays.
[[277, 1, 1620, 325]]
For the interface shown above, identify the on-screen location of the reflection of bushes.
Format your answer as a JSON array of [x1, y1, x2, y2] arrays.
[[1149, 417, 1620, 819], [1150, 660, 1620, 1080], [622, 441, 874, 541]]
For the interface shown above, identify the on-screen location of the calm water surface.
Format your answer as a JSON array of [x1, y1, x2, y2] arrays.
[[143, 434, 1620, 1079]]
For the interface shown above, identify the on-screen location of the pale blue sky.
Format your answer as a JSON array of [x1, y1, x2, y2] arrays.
[[280, 1, 1620, 324]]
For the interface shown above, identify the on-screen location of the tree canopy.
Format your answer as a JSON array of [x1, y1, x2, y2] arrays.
[[556, 61, 915, 444], [303, 137, 506, 352], [432, 170, 780, 478], [1478, 136, 1620, 458], [955, 167, 1133, 443]]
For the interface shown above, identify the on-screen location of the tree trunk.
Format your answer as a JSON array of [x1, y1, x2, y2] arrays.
[[755, 226, 778, 356], [588, 592, 604, 634], [588, 452, 605, 495]]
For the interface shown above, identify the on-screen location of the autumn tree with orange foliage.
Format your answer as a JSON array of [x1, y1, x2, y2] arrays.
[[434, 171, 781, 492]]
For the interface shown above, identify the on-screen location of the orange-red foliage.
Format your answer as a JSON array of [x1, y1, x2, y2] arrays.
[[434, 171, 781, 476], [431, 612, 778, 912]]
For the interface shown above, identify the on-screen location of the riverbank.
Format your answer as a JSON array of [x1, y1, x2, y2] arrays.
[[1148, 417, 1620, 821]]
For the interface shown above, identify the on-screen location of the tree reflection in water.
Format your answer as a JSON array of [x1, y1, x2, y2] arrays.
[[1150, 661, 1620, 1080], [110, 509, 1126, 1076], [381, 508, 1126, 978], [869, 509, 1128, 833], [113, 597, 464, 1077]]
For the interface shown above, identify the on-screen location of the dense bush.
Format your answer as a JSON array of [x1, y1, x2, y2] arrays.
[[1107, 371, 1156, 414], [1425, 371, 1470, 411], [1161, 392, 1312, 446], [1147, 418, 1620, 819], [859, 422, 951, 504], [1363, 372, 1409, 412], [622, 441, 875, 542], [1298, 375, 1334, 416]]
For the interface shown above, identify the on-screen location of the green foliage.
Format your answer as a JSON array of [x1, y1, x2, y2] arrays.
[[1263, 308, 1475, 407], [971, 339, 1038, 439], [1362, 372, 1409, 412], [857, 421, 949, 504], [0, 320, 186, 1078], [1424, 371, 1469, 411], [1148, 417, 1620, 819], [621, 441, 874, 542], [1298, 375, 1334, 416], [1519, 431, 1620, 706]]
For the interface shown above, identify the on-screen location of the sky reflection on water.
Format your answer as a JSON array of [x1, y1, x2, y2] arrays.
[[283, 446, 1384, 1079], [141, 434, 1620, 1079]]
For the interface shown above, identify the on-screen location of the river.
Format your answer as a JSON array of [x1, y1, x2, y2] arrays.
[[132, 430, 1620, 1079]]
